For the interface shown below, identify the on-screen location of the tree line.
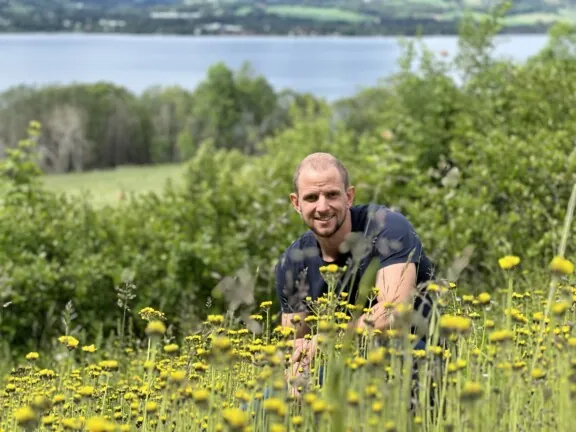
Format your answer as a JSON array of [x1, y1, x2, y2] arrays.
[[0, 63, 322, 173]]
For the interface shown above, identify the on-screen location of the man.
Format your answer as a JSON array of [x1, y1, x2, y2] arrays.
[[274, 152, 436, 395]]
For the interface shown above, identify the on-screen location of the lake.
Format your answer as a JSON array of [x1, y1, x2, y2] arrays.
[[0, 33, 549, 101]]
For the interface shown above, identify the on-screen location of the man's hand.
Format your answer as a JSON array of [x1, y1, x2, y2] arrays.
[[286, 335, 318, 398], [291, 335, 318, 369]]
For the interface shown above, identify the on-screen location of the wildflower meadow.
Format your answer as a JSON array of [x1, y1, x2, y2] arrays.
[[1, 197, 576, 432]]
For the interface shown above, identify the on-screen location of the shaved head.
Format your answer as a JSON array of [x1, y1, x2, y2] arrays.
[[292, 152, 349, 194]]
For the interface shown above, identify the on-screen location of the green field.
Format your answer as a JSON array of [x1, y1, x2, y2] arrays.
[[237, 2, 573, 26], [265, 5, 377, 23], [41, 163, 186, 207], [504, 12, 571, 25]]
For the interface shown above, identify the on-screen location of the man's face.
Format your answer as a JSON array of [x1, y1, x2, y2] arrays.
[[290, 167, 355, 238]]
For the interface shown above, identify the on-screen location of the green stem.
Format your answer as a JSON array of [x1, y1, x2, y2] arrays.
[[505, 275, 514, 330], [557, 183, 576, 257]]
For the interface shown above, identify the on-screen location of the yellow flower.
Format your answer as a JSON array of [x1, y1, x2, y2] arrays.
[[145, 401, 158, 413], [260, 301, 273, 309], [207, 314, 224, 324], [263, 397, 287, 416], [552, 301, 570, 316], [25, 352, 39, 361], [58, 335, 79, 349], [14, 406, 37, 425], [439, 315, 471, 334], [163, 344, 179, 354], [99, 360, 119, 371], [169, 370, 187, 383], [384, 421, 396, 431], [139, 307, 165, 322], [62, 418, 83, 430], [292, 416, 304, 426], [550, 256, 574, 275], [346, 390, 360, 405], [460, 381, 483, 402], [489, 330, 514, 343], [477, 293, 491, 305], [78, 386, 95, 397], [192, 389, 210, 402], [325, 264, 339, 273], [222, 407, 248, 430], [498, 255, 520, 270], [42, 415, 57, 426], [85, 417, 116, 432], [31, 395, 51, 412], [531, 368, 546, 380], [52, 394, 65, 404], [145, 320, 166, 337], [311, 399, 328, 414], [371, 401, 383, 413], [82, 344, 97, 353], [212, 336, 232, 351], [367, 347, 385, 365]]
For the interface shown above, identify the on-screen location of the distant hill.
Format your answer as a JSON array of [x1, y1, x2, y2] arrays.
[[1, 0, 574, 35]]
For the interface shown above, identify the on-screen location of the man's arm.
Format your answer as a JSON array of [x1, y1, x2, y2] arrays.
[[357, 261, 417, 331], [356, 210, 422, 331]]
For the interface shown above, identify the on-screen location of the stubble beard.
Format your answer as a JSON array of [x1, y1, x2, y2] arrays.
[[310, 212, 346, 239]]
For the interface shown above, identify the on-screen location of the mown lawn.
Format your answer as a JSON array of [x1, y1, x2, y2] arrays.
[[41, 163, 187, 207]]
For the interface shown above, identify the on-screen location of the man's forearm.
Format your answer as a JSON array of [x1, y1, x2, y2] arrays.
[[356, 301, 395, 331]]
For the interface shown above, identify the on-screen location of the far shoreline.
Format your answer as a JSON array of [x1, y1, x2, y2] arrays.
[[0, 31, 551, 40]]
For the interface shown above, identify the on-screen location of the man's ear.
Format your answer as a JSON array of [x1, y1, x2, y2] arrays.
[[289, 192, 301, 213], [346, 186, 356, 208]]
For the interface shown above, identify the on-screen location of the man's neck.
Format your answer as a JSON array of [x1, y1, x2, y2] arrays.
[[315, 209, 352, 262]]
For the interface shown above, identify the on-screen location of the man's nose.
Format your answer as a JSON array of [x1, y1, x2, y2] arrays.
[[316, 195, 330, 212]]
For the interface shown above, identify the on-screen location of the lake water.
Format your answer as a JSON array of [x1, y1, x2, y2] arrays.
[[0, 33, 549, 101]]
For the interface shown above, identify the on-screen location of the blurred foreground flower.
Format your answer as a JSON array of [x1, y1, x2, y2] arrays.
[[550, 256, 574, 275], [58, 335, 79, 350], [145, 320, 166, 337], [498, 255, 520, 270]]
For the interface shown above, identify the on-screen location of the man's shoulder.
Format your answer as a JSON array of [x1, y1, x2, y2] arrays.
[[350, 203, 409, 234]]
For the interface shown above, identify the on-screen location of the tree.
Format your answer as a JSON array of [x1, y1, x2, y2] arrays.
[[42, 104, 89, 173], [190, 63, 243, 152]]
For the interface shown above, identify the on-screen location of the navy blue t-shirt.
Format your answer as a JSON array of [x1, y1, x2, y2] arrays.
[[274, 204, 435, 319]]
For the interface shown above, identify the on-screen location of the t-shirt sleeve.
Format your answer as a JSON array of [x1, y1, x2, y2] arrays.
[[274, 254, 292, 313], [373, 211, 423, 269], [274, 252, 309, 314]]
